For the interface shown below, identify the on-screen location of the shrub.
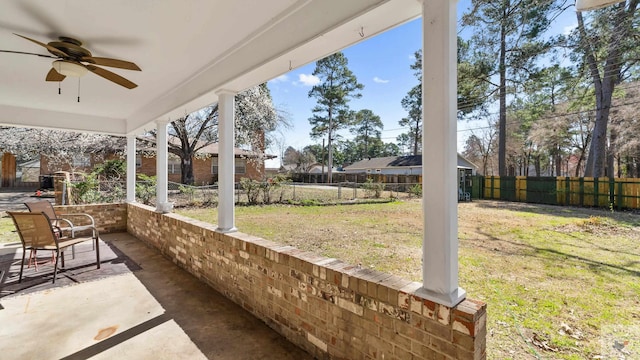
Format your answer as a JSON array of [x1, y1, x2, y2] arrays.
[[260, 174, 290, 204], [178, 184, 196, 204], [409, 183, 422, 197], [362, 178, 384, 198], [136, 174, 157, 205], [240, 178, 261, 205]]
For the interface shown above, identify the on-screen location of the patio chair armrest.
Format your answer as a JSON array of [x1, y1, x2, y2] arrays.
[[69, 224, 99, 238], [56, 218, 75, 228], [59, 213, 96, 226]]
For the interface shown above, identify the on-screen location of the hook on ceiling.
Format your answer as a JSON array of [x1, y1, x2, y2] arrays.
[[359, 27, 365, 38]]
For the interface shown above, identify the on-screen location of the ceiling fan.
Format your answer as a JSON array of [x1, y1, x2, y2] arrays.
[[0, 33, 141, 89]]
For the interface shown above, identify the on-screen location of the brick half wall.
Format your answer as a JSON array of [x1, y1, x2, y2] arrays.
[[127, 203, 486, 359], [53, 203, 128, 234]]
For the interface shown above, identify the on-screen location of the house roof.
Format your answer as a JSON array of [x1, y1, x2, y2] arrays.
[[344, 154, 478, 171], [0, 1, 422, 136], [138, 137, 274, 158], [18, 159, 40, 168]]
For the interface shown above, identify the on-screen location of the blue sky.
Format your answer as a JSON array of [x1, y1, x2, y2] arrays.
[[266, 1, 579, 167]]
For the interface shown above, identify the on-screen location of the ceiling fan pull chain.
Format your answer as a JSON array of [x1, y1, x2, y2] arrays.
[[58, 61, 62, 95], [77, 78, 81, 103]]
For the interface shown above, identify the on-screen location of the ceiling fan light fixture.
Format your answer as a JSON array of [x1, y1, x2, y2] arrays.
[[52, 60, 88, 77], [575, 0, 625, 11]]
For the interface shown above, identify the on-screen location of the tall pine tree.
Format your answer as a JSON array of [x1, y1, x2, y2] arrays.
[[308, 52, 363, 182]]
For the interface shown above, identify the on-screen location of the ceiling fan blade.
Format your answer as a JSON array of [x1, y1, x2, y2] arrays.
[[13, 33, 68, 58], [0, 49, 57, 59], [81, 56, 141, 71], [45, 68, 66, 82], [85, 65, 138, 89]]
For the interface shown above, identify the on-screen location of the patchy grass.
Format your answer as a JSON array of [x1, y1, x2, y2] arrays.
[[178, 200, 640, 360], [0, 213, 19, 244]]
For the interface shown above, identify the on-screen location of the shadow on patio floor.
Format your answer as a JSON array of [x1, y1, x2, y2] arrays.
[[0, 233, 312, 359]]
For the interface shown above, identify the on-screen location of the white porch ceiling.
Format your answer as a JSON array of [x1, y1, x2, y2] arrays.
[[0, 0, 421, 136]]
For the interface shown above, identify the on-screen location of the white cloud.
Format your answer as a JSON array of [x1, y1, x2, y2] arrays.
[[298, 73, 321, 86], [270, 74, 289, 83], [373, 76, 389, 84], [563, 24, 577, 36]]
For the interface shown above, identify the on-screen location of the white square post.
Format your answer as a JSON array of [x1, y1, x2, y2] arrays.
[[155, 119, 173, 213], [419, 0, 466, 307], [216, 90, 237, 233], [126, 134, 137, 203]]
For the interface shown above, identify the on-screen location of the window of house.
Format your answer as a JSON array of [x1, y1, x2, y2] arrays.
[[235, 158, 246, 174], [136, 155, 142, 168], [211, 157, 218, 174], [211, 157, 246, 174], [72, 154, 91, 167], [168, 156, 181, 174]]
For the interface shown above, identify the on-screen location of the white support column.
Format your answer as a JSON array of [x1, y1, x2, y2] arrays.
[[155, 119, 173, 213], [418, 0, 466, 307], [126, 134, 137, 203], [216, 90, 237, 233]]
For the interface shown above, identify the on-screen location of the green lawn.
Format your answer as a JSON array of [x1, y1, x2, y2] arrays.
[[177, 200, 640, 360], [0, 213, 18, 244]]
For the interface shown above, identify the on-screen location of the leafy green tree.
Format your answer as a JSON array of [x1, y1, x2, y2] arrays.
[[457, 37, 492, 117], [401, 45, 490, 155], [350, 109, 383, 160], [399, 51, 423, 155], [462, 0, 565, 175], [308, 52, 363, 182], [303, 144, 324, 166], [396, 133, 413, 155]]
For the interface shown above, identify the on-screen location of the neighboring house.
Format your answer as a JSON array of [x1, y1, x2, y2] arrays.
[[281, 163, 339, 175], [343, 154, 478, 200], [18, 159, 40, 182], [343, 154, 478, 175], [38, 142, 271, 185]]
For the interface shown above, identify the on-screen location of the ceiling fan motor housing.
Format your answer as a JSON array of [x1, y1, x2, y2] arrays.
[[48, 37, 92, 60]]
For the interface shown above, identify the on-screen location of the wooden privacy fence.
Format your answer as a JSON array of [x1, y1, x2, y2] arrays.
[[481, 176, 640, 210]]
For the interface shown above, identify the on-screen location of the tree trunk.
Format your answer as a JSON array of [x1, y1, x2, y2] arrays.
[[607, 128, 617, 178], [180, 156, 194, 185], [498, 8, 508, 176], [579, 3, 637, 177], [412, 117, 419, 156]]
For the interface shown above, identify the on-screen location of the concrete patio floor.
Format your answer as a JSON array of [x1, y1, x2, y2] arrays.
[[0, 232, 312, 359]]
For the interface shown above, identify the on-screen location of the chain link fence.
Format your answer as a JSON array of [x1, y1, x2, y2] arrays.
[[166, 181, 422, 207], [67, 179, 423, 207]]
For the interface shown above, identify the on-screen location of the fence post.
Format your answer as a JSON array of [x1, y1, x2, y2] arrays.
[[617, 180, 623, 211], [609, 178, 615, 209], [490, 176, 495, 199], [579, 178, 584, 206], [565, 177, 570, 206], [594, 178, 599, 207]]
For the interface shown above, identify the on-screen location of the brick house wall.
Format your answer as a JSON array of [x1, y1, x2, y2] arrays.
[[127, 202, 487, 359], [138, 155, 263, 184], [42, 153, 265, 185]]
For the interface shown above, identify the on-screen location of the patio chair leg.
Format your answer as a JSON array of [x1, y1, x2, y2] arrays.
[[19, 248, 26, 283], [95, 237, 100, 269], [61, 250, 65, 269], [53, 250, 60, 284]]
